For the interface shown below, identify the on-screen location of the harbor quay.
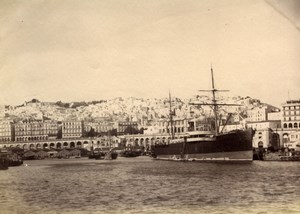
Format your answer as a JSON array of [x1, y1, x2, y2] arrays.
[[0, 128, 298, 153], [0, 134, 181, 151]]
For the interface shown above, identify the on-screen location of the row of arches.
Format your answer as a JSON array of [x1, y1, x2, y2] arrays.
[[125, 136, 182, 147], [1, 141, 90, 150], [283, 123, 300, 129], [15, 136, 48, 142]]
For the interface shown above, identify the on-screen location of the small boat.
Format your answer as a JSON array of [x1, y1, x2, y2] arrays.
[[104, 150, 118, 160], [120, 150, 141, 158], [0, 149, 9, 170], [263, 150, 300, 161]]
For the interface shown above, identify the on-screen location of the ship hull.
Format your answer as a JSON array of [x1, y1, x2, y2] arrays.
[[152, 129, 254, 162]]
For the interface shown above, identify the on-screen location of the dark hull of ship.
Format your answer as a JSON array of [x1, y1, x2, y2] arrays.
[[152, 129, 254, 162]]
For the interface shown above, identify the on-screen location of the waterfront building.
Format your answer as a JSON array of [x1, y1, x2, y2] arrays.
[[44, 120, 59, 140], [246, 121, 281, 149], [0, 121, 13, 142], [281, 100, 300, 130], [15, 120, 49, 142], [62, 121, 83, 139]]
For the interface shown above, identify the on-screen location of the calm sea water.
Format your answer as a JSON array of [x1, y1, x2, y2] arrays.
[[0, 157, 299, 214]]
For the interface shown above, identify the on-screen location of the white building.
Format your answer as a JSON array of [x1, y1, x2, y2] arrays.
[[62, 121, 83, 139]]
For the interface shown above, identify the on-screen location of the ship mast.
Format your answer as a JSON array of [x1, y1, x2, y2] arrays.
[[195, 66, 236, 136], [211, 66, 219, 135], [169, 91, 175, 139]]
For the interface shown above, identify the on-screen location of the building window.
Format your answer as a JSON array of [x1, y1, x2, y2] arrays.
[[289, 123, 293, 128], [294, 123, 298, 128]]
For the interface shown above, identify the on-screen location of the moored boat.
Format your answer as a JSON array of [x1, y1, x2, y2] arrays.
[[0, 150, 9, 170], [104, 150, 118, 160], [120, 150, 141, 158]]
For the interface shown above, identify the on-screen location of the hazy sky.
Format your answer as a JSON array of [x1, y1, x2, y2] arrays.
[[0, 0, 299, 107]]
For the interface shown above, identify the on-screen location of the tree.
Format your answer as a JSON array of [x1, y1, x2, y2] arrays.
[[108, 129, 118, 136], [86, 128, 96, 137], [124, 126, 139, 135], [139, 128, 145, 134], [57, 128, 62, 139]]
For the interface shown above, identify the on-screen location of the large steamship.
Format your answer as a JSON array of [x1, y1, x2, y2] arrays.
[[151, 67, 254, 162]]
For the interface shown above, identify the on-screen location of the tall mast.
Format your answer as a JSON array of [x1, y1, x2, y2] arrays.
[[169, 91, 175, 139], [211, 66, 219, 135], [190, 66, 240, 136]]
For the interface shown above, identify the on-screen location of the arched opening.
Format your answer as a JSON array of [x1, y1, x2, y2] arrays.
[[258, 141, 264, 148], [289, 123, 293, 128], [70, 142, 75, 148], [134, 139, 139, 147], [43, 143, 48, 149], [22, 144, 27, 150], [76, 142, 82, 148], [36, 143, 41, 150], [140, 138, 144, 147], [283, 123, 287, 128], [57, 142, 62, 149], [145, 138, 150, 151], [83, 141, 89, 148], [283, 133, 289, 144], [294, 123, 298, 128], [63, 142, 68, 148], [50, 143, 55, 149], [29, 144, 35, 150]]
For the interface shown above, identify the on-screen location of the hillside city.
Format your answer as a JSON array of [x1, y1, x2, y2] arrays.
[[0, 95, 299, 152]]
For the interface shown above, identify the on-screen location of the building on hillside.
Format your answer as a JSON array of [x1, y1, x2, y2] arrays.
[[62, 121, 83, 139], [281, 100, 300, 130], [25, 99, 42, 108], [157, 118, 213, 135], [268, 111, 282, 121], [246, 105, 279, 122], [144, 125, 159, 135], [116, 122, 139, 135], [84, 122, 114, 134], [188, 118, 213, 132], [0, 121, 14, 142], [94, 122, 114, 133]]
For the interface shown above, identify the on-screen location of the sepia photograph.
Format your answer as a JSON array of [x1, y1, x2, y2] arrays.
[[0, 0, 299, 213]]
